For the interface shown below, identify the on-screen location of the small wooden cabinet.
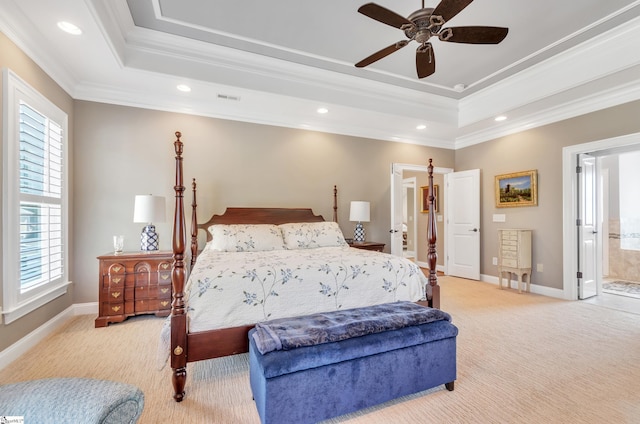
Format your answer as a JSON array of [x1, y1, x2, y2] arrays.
[[348, 241, 385, 252], [498, 229, 532, 293], [95, 251, 173, 327]]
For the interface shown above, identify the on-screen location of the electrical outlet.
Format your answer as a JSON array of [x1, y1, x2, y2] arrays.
[[492, 257, 498, 265], [537, 263, 543, 272]]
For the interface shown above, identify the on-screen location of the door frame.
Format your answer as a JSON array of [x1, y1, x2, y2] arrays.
[[390, 163, 453, 269], [562, 131, 640, 300]]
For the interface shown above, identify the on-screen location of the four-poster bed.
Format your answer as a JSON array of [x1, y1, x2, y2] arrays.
[[168, 131, 441, 401]]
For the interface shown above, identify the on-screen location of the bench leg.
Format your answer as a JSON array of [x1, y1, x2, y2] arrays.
[[445, 381, 455, 391]]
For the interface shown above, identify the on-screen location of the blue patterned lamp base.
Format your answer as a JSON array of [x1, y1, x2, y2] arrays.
[[354, 222, 366, 242], [140, 224, 159, 251]]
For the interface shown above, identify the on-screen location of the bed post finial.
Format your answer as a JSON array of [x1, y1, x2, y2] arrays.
[[333, 185, 338, 223], [427, 158, 440, 309]]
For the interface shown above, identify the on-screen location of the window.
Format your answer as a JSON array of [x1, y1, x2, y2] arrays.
[[2, 69, 70, 324], [619, 151, 640, 251]]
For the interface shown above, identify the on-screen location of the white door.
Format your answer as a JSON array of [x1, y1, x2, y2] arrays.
[[446, 169, 480, 280], [389, 164, 404, 256], [578, 154, 598, 299]]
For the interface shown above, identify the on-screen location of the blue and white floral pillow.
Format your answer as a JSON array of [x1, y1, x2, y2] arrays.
[[207, 224, 285, 252], [279, 221, 348, 249]]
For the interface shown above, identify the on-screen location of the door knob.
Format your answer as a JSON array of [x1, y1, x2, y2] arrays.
[[470, 228, 479, 232]]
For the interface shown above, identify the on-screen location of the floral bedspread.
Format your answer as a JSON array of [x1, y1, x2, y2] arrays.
[[184, 246, 427, 333]]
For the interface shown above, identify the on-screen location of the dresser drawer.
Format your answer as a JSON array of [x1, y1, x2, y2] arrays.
[[96, 251, 174, 327], [501, 259, 519, 268], [502, 250, 517, 259]]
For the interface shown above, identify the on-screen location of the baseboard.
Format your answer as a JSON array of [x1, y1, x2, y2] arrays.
[[75, 302, 99, 316], [0, 302, 98, 372], [480, 274, 565, 299], [415, 261, 444, 273]]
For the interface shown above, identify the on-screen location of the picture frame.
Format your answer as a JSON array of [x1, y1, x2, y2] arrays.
[[495, 170, 538, 208], [420, 184, 439, 213]]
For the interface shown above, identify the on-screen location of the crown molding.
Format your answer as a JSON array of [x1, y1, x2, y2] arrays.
[[455, 75, 640, 149], [0, 1, 78, 95], [459, 15, 640, 129]]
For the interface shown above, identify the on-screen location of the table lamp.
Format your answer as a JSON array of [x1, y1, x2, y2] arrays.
[[133, 194, 166, 251], [349, 201, 370, 242]]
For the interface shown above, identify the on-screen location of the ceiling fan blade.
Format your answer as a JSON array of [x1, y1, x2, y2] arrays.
[[416, 46, 436, 79], [431, 0, 474, 23], [439, 26, 509, 44], [358, 3, 414, 29], [355, 40, 409, 68]]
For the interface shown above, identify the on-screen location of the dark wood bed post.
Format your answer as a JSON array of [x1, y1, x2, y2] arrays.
[[427, 159, 441, 309], [171, 131, 187, 402], [333, 185, 338, 222], [190, 178, 198, 269]]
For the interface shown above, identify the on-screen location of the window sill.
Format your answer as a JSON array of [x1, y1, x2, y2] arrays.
[[2, 281, 72, 325]]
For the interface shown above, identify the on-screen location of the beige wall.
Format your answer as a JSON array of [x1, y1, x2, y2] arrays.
[[72, 101, 455, 303], [455, 100, 640, 289], [0, 32, 75, 352]]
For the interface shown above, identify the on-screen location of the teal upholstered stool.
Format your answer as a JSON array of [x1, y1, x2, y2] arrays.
[[0, 377, 144, 424]]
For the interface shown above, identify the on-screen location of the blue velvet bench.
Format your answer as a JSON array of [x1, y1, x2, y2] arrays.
[[0, 377, 144, 424], [248, 302, 458, 424]]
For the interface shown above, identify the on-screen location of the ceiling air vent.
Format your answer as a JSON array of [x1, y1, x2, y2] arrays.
[[217, 94, 241, 101]]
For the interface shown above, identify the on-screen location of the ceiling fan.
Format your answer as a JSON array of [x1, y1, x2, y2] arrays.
[[355, 0, 509, 78]]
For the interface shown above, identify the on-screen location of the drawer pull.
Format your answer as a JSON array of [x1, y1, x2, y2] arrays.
[[161, 263, 170, 269], [112, 266, 122, 273], [112, 277, 122, 284], [161, 288, 169, 294], [112, 306, 121, 312], [161, 274, 170, 281], [111, 292, 121, 298], [161, 301, 169, 307]]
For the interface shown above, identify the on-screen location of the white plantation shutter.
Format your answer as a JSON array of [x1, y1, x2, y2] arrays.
[[3, 69, 69, 323], [19, 103, 64, 290]]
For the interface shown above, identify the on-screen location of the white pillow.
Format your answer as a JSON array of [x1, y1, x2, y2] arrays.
[[279, 221, 348, 249], [207, 224, 285, 252]]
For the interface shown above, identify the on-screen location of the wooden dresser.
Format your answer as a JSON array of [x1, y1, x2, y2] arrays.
[[95, 251, 173, 327], [498, 229, 532, 293], [348, 241, 385, 252]]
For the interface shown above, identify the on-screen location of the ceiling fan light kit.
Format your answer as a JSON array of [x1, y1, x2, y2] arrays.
[[355, 0, 509, 79]]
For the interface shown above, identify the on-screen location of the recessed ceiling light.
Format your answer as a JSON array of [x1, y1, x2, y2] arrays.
[[495, 115, 507, 122], [57, 21, 82, 35], [416, 124, 427, 130], [317, 107, 329, 114], [453, 83, 466, 92], [177, 84, 191, 92]]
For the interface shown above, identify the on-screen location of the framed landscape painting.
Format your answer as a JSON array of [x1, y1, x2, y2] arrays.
[[495, 170, 538, 208]]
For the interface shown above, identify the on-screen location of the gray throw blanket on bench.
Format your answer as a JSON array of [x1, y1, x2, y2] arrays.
[[252, 301, 452, 354]]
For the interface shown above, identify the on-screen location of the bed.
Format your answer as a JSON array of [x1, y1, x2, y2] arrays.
[[168, 131, 441, 401]]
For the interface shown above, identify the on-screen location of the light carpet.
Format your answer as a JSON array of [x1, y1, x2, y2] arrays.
[[1, 276, 640, 423]]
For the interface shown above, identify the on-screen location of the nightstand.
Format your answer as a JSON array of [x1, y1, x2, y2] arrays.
[[95, 251, 173, 327], [348, 241, 385, 252]]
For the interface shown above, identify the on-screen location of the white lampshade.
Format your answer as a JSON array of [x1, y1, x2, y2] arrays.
[[133, 195, 166, 224], [349, 201, 370, 223]]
